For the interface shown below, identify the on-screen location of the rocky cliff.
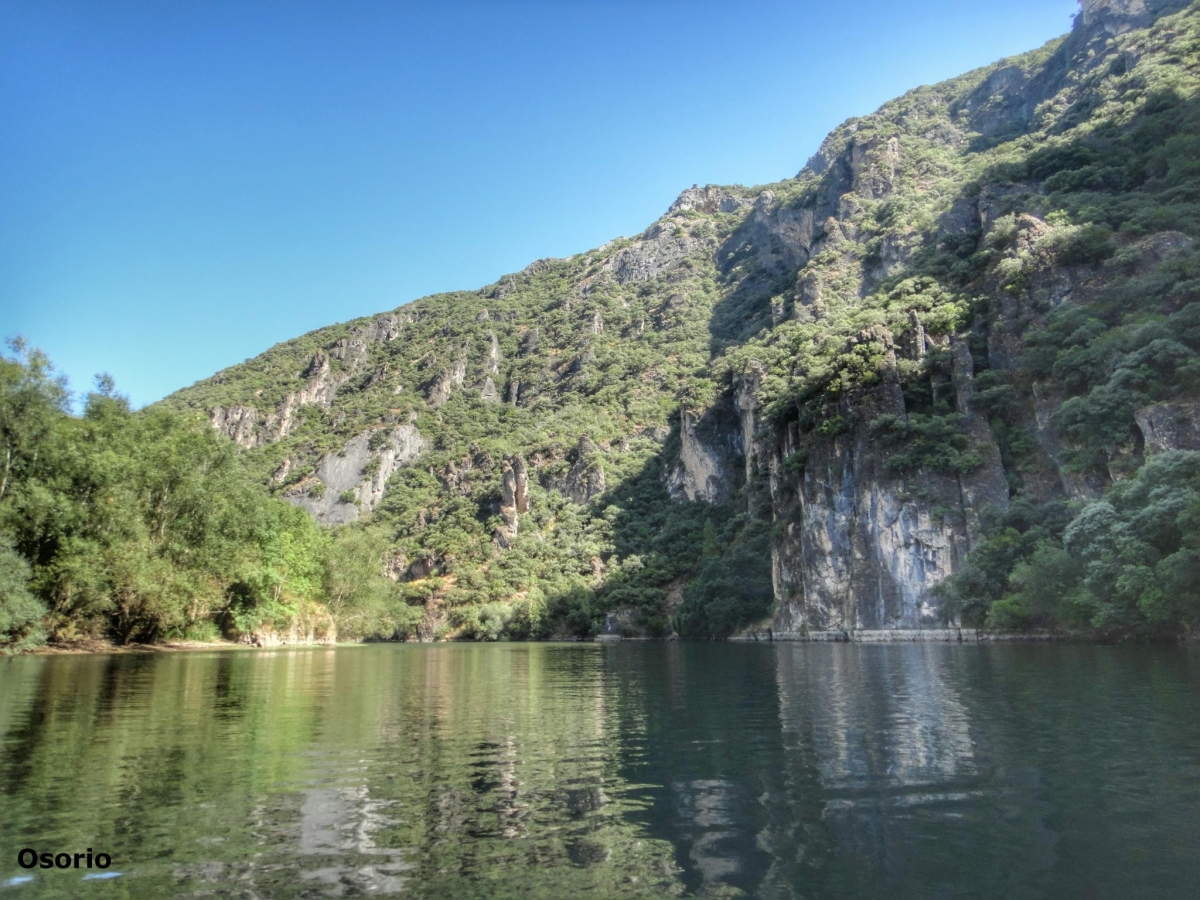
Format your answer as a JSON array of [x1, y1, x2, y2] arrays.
[[168, 0, 1200, 640]]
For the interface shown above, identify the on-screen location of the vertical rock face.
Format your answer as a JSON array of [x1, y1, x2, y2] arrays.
[[949, 337, 1011, 545], [668, 399, 745, 504], [494, 455, 529, 548], [775, 425, 968, 633], [486, 332, 501, 375], [760, 334, 993, 635], [733, 363, 766, 482], [513, 456, 530, 514]]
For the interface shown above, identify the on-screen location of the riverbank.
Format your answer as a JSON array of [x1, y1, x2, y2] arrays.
[[29, 639, 256, 655], [731, 628, 1063, 643], [25, 638, 341, 656], [19, 627, 1192, 655]]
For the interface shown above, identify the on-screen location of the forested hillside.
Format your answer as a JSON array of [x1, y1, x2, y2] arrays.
[[5, 0, 1200, 649]]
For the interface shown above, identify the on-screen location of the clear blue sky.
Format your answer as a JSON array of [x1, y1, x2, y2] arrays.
[[2, 0, 1079, 408]]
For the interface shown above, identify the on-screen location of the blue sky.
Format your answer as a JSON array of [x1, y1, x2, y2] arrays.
[[2, 0, 1079, 408]]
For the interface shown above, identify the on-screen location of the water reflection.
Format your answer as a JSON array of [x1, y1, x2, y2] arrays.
[[1, 644, 1199, 898], [770, 646, 1032, 898], [800, 645, 976, 789]]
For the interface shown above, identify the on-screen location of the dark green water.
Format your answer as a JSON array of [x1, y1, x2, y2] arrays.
[[2, 644, 1199, 899]]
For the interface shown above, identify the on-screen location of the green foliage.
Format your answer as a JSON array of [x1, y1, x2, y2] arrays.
[[933, 498, 1075, 627], [0, 343, 399, 649], [872, 413, 982, 475], [940, 453, 1200, 637], [322, 527, 418, 640], [131, 3, 1200, 645], [0, 535, 44, 651], [676, 519, 774, 638], [1045, 224, 1118, 266]]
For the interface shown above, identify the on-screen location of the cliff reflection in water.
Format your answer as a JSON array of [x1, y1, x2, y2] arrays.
[[2, 644, 1200, 899], [601, 643, 1006, 898], [767, 645, 1049, 898]]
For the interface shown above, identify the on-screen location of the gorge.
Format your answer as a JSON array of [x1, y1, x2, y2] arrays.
[[5, 0, 1200, 649], [163, 0, 1200, 644]]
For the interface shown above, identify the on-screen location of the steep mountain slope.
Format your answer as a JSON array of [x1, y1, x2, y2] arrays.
[[169, 0, 1200, 640]]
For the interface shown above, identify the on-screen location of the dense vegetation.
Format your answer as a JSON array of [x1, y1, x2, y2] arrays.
[[0, 341, 405, 650]]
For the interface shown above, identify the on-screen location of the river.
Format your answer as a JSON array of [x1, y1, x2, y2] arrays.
[[1, 643, 1199, 898]]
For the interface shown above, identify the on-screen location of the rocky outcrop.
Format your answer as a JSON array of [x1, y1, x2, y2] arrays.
[[268, 351, 345, 441], [210, 405, 259, 448], [549, 436, 607, 504], [1079, 0, 1190, 35], [668, 185, 753, 216], [205, 311, 419, 448], [207, 349, 348, 448], [494, 455, 530, 548], [486, 332, 501, 375], [480, 377, 499, 403], [606, 216, 717, 285], [365, 311, 409, 343], [1136, 401, 1200, 455], [286, 424, 425, 524], [427, 354, 468, 406]]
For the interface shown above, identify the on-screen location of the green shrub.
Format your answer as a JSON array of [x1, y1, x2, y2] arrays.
[[0, 537, 45, 651], [1048, 225, 1118, 266], [872, 413, 982, 475]]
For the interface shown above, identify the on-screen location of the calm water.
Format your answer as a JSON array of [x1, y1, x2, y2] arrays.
[[1, 644, 1199, 899]]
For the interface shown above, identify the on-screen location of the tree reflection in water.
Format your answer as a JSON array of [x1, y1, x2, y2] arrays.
[[1, 644, 1199, 899]]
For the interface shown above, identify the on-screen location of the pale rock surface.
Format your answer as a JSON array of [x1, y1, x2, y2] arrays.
[[287, 425, 425, 525]]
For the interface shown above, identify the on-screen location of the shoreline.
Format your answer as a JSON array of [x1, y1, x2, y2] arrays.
[[729, 628, 1063, 643], [25, 638, 337, 656], [16, 624, 1190, 657], [15, 629, 1172, 656]]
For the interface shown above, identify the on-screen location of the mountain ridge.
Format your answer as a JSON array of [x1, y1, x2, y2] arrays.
[[166, 0, 1200, 641]]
